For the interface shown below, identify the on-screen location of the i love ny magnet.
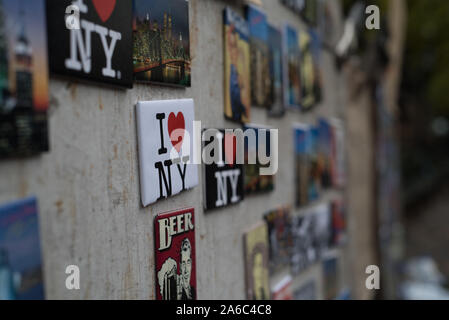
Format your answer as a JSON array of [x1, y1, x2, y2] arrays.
[[136, 99, 199, 206], [46, 0, 133, 88]]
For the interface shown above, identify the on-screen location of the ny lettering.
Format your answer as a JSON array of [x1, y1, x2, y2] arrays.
[[155, 113, 189, 201], [215, 169, 241, 207], [65, 0, 121, 78]]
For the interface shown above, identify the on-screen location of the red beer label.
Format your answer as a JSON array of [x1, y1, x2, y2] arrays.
[[154, 208, 196, 300]]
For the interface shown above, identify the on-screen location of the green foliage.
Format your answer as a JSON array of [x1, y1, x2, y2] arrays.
[[341, 0, 388, 55], [340, 0, 449, 116], [404, 0, 449, 117]]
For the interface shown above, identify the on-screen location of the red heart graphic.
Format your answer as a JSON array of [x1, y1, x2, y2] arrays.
[[92, 0, 116, 23], [167, 112, 185, 153], [224, 133, 237, 167]]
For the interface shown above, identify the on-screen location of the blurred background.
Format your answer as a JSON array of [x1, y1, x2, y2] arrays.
[[398, 0, 449, 300], [342, 0, 449, 299]]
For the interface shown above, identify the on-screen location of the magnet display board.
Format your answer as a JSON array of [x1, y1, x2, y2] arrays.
[[0, 0, 351, 300]]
